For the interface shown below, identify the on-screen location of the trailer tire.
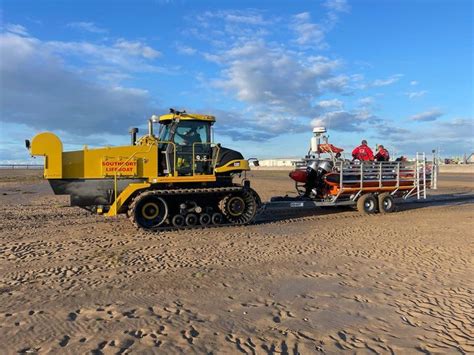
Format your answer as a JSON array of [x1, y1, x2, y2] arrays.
[[357, 193, 378, 214], [378, 193, 395, 213]]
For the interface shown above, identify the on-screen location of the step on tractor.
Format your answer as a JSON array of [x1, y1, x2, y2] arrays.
[[27, 109, 261, 231]]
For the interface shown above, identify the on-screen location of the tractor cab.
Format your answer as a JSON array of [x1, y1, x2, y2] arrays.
[[144, 109, 250, 178], [156, 112, 213, 146], [149, 110, 215, 176]]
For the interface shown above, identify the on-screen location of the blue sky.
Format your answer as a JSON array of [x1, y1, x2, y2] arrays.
[[1, 0, 473, 163]]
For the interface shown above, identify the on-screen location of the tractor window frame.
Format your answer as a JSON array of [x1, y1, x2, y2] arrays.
[[158, 121, 172, 142]]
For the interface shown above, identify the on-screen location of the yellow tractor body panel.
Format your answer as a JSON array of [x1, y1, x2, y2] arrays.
[[28, 133, 248, 182], [215, 159, 250, 173], [61, 145, 158, 179], [151, 175, 216, 183], [159, 112, 215, 123], [30, 132, 159, 179], [105, 182, 151, 217], [30, 132, 63, 178]]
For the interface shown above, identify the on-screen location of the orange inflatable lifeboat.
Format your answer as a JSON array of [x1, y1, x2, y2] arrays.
[[289, 169, 308, 183]]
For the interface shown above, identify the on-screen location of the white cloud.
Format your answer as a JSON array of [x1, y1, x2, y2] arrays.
[[199, 10, 270, 26], [210, 109, 307, 141], [210, 41, 341, 115], [176, 44, 197, 55], [410, 80, 418, 86], [187, 6, 448, 146], [191, 10, 273, 42], [311, 109, 375, 132], [437, 118, 474, 139], [406, 90, 427, 99], [371, 74, 403, 87], [0, 31, 157, 136], [67, 22, 108, 34], [323, 0, 350, 13], [224, 13, 267, 25], [375, 117, 473, 156], [202, 52, 221, 63], [290, 1, 350, 48], [373, 122, 410, 140], [410, 108, 444, 122], [358, 96, 375, 107], [317, 99, 344, 110], [184, 6, 350, 141], [291, 12, 326, 48], [114, 39, 161, 59], [44, 38, 164, 76], [290, 0, 349, 49], [4, 23, 29, 36], [323, 0, 351, 31], [319, 75, 351, 93]]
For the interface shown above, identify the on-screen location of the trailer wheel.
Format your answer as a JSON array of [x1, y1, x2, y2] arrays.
[[133, 195, 168, 229], [357, 194, 378, 214], [378, 193, 395, 213]]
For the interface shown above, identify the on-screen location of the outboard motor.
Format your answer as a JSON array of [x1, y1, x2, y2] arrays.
[[304, 160, 333, 197]]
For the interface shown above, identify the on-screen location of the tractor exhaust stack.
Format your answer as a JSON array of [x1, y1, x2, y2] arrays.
[[129, 128, 138, 145]]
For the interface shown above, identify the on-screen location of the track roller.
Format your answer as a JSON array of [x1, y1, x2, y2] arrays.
[[211, 212, 223, 225], [185, 213, 198, 226], [172, 214, 185, 227], [199, 213, 211, 226]]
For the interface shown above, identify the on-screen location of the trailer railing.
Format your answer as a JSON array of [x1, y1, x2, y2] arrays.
[[330, 157, 436, 203]]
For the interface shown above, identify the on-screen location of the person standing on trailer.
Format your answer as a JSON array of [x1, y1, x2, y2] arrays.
[[375, 145, 390, 161], [352, 140, 374, 161]]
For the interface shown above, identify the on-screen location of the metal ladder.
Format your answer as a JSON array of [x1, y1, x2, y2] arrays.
[[431, 150, 438, 190], [415, 152, 427, 199]]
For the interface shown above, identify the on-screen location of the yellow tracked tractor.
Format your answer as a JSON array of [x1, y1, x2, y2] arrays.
[[27, 109, 261, 230]]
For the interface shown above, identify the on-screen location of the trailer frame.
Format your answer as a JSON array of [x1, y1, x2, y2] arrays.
[[262, 153, 438, 214]]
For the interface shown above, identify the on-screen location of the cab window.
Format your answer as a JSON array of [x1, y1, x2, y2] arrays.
[[158, 122, 172, 141], [173, 121, 209, 145]]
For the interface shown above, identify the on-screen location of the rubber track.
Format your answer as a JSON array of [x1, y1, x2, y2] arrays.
[[128, 186, 259, 232]]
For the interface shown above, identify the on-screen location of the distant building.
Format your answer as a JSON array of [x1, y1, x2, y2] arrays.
[[258, 158, 298, 167], [467, 153, 474, 164]]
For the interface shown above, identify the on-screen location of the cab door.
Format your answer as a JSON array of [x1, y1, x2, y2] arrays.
[[172, 121, 213, 176]]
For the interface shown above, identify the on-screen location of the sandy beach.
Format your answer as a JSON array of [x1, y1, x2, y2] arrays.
[[0, 169, 473, 354]]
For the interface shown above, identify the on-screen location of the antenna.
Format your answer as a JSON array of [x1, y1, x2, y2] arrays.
[[311, 127, 327, 158]]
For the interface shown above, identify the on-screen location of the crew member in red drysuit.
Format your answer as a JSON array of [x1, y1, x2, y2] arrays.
[[352, 140, 374, 161], [375, 145, 390, 161]]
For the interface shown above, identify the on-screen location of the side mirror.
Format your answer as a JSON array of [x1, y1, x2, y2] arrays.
[[25, 139, 31, 150]]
